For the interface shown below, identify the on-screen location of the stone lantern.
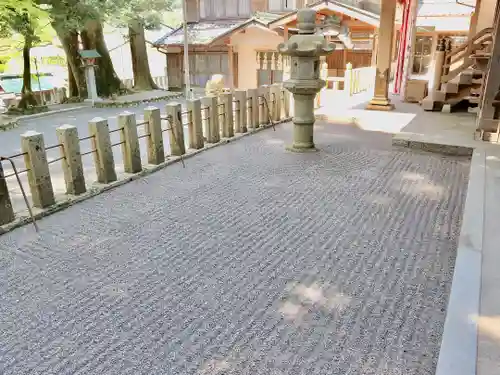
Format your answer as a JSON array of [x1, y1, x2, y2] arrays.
[[79, 49, 101, 103], [278, 8, 335, 152]]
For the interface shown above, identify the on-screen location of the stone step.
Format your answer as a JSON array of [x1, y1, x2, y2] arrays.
[[442, 81, 459, 94], [466, 95, 481, 104], [458, 71, 473, 85]]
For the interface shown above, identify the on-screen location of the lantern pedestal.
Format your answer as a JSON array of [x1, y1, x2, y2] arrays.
[[84, 65, 100, 103]]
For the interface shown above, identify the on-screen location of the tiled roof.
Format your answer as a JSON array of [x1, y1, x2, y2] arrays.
[[417, 0, 474, 16], [154, 12, 283, 47], [153, 21, 242, 46]]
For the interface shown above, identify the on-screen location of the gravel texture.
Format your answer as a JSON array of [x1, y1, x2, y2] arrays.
[[0, 121, 469, 375]]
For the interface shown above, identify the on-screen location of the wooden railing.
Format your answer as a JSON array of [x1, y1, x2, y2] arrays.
[[441, 28, 494, 83], [344, 64, 376, 96]]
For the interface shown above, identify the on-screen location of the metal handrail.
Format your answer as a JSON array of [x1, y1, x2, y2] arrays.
[[0, 156, 38, 232]]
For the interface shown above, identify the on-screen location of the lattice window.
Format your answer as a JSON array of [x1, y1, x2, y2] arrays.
[[200, 0, 251, 19], [268, 0, 296, 12]]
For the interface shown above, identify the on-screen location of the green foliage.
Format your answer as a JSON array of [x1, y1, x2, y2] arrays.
[[99, 0, 177, 28], [0, 0, 48, 43]]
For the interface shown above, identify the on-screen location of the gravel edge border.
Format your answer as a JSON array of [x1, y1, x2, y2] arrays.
[[0, 118, 291, 235], [93, 93, 184, 108]]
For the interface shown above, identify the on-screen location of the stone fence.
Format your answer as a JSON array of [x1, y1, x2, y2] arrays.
[[344, 65, 376, 96], [122, 76, 169, 90], [0, 83, 291, 230], [324, 64, 376, 96]]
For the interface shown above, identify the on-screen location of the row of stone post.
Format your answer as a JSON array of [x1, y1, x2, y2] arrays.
[[0, 83, 290, 226]]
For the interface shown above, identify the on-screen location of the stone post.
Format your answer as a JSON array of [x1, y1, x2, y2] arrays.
[[88, 118, 117, 184], [21, 131, 55, 208], [431, 39, 446, 93], [220, 92, 234, 138], [270, 83, 282, 121], [144, 106, 165, 165], [56, 125, 86, 195], [165, 103, 186, 156], [366, 0, 397, 111], [118, 112, 142, 174], [0, 162, 15, 225], [201, 96, 220, 143], [247, 88, 259, 130], [281, 86, 290, 118], [234, 90, 247, 133], [344, 63, 353, 96], [258, 85, 270, 127], [278, 8, 335, 151], [84, 65, 100, 103], [187, 99, 204, 149]]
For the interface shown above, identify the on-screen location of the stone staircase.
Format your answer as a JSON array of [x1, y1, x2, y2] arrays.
[[422, 28, 494, 112]]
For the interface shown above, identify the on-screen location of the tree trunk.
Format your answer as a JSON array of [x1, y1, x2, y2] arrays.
[[67, 61, 79, 97], [81, 19, 122, 97], [54, 24, 87, 98], [129, 19, 158, 91], [18, 34, 37, 109]]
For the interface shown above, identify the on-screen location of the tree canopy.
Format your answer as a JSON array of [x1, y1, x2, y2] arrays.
[[1, 0, 180, 103]]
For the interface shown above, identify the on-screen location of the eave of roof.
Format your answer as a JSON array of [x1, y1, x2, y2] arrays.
[[153, 12, 283, 47], [267, 0, 380, 28]]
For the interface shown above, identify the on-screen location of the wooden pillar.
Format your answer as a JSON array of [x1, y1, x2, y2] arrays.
[[266, 52, 273, 85], [228, 44, 235, 89], [401, 0, 419, 100], [469, 1, 480, 36], [477, 10, 500, 131], [371, 33, 378, 66], [284, 24, 289, 41], [366, 0, 397, 111], [391, 26, 398, 62]]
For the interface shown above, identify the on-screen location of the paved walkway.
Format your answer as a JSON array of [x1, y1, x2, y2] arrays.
[[0, 120, 469, 374]]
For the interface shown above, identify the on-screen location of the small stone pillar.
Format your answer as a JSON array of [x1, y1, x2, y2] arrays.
[[165, 103, 186, 156], [281, 86, 290, 118], [201, 96, 220, 143], [246, 89, 259, 130], [234, 90, 247, 133], [220, 92, 234, 138], [21, 131, 55, 208], [144, 106, 165, 165], [258, 85, 270, 127], [270, 83, 282, 121], [88, 118, 117, 184], [344, 63, 353, 96], [118, 112, 142, 174], [316, 59, 328, 107], [56, 125, 86, 195], [187, 99, 204, 149], [278, 8, 335, 151], [0, 162, 15, 225], [431, 39, 446, 93]]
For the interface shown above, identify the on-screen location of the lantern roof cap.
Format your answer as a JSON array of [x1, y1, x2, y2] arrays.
[[79, 49, 101, 59]]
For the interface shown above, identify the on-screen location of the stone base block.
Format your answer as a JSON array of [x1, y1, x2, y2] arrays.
[[365, 102, 395, 111], [442, 104, 452, 113], [285, 145, 320, 153]]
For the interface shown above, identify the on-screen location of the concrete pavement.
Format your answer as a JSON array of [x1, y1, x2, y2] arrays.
[[0, 120, 469, 375]]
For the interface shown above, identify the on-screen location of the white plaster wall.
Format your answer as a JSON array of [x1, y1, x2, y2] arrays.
[[230, 26, 284, 89], [105, 27, 169, 81], [476, 0, 497, 32]]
